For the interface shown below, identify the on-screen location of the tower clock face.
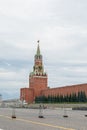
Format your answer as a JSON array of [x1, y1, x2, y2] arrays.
[[36, 62, 39, 65], [36, 61, 42, 65]]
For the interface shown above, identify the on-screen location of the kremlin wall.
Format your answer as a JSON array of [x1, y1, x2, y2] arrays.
[[42, 84, 87, 97], [20, 43, 87, 103]]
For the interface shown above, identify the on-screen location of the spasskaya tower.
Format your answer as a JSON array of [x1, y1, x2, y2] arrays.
[[20, 41, 48, 103], [29, 41, 48, 100]]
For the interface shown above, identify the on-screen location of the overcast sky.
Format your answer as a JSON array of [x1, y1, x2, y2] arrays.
[[0, 0, 87, 100]]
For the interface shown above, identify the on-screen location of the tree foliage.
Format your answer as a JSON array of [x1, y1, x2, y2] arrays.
[[35, 91, 87, 103]]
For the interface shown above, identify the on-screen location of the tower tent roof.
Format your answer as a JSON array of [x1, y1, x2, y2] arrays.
[[36, 44, 40, 56]]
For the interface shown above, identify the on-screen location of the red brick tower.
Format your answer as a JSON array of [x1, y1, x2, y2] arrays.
[[29, 42, 48, 100]]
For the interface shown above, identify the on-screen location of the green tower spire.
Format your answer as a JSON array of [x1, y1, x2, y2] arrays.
[[36, 43, 40, 56]]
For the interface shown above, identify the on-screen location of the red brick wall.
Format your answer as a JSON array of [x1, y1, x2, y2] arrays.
[[42, 84, 87, 97], [29, 76, 48, 98], [28, 89, 34, 103], [21, 83, 87, 103], [20, 88, 34, 103]]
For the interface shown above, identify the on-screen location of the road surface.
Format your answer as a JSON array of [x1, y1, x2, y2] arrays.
[[0, 108, 87, 130]]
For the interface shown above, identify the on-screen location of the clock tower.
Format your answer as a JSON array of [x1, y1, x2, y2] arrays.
[[29, 42, 48, 100]]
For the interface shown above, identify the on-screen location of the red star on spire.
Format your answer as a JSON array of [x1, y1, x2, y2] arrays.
[[37, 40, 40, 43]]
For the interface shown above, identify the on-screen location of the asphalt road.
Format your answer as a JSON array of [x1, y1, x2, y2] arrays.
[[0, 107, 87, 130]]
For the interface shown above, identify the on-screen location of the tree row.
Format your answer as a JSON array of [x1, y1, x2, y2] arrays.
[[35, 91, 87, 103]]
